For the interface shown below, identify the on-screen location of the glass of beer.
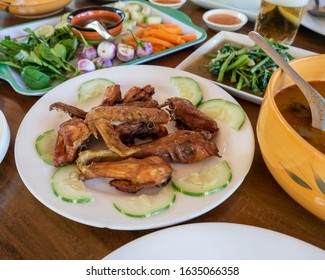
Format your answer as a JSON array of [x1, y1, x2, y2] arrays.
[[254, 0, 308, 45]]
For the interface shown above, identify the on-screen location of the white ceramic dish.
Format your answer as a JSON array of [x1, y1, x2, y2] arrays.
[[191, 0, 258, 21], [15, 65, 254, 230], [0, 0, 206, 96], [0, 110, 10, 164], [104, 222, 325, 259], [149, 0, 187, 10], [301, 0, 325, 36], [191, 0, 325, 36], [226, 0, 261, 11], [176, 31, 316, 105], [203, 9, 248, 31]]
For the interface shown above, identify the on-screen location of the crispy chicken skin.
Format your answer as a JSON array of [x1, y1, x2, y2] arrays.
[[160, 97, 219, 134], [54, 118, 91, 167], [79, 156, 173, 193]]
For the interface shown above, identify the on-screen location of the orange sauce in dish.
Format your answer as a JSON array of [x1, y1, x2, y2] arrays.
[[208, 14, 242, 25]]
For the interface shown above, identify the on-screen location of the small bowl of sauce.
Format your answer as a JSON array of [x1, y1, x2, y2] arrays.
[[203, 9, 248, 31], [68, 6, 125, 41]]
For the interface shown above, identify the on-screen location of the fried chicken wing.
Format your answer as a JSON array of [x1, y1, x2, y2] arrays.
[[160, 97, 219, 134], [123, 85, 155, 103], [101, 84, 122, 106], [79, 156, 173, 193], [49, 102, 87, 119], [76, 130, 220, 167], [54, 118, 91, 166]]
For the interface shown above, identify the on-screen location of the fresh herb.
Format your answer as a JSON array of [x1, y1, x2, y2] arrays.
[[206, 39, 294, 96], [0, 25, 79, 90]]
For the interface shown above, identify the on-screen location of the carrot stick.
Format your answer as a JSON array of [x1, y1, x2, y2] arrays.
[[140, 36, 175, 48], [180, 34, 197, 42], [150, 29, 183, 44]]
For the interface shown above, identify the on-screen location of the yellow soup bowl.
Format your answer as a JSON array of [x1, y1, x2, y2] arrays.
[[257, 54, 325, 221]]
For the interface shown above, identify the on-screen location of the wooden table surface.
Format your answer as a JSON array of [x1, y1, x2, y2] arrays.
[[0, 0, 324, 260]]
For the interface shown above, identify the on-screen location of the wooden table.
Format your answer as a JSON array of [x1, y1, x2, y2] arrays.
[[0, 1, 324, 260]]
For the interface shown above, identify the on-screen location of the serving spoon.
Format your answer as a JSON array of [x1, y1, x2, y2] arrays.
[[84, 20, 113, 40], [248, 31, 325, 131], [308, 0, 325, 17]]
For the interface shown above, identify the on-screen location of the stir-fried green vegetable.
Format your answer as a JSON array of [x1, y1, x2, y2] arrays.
[[207, 39, 294, 96], [0, 25, 79, 90]]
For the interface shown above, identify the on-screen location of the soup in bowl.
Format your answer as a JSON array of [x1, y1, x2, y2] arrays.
[[257, 54, 325, 221]]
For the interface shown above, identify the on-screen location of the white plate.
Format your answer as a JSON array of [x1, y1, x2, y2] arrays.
[[15, 65, 254, 230], [301, 1, 325, 36], [104, 222, 325, 259], [0, 110, 10, 164], [176, 31, 316, 105], [191, 0, 325, 36]]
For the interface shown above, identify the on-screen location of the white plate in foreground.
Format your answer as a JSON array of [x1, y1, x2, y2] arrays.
[[105, 222, 325, 259], [176, 31, 316, 105], [15, 65, 254, 230]]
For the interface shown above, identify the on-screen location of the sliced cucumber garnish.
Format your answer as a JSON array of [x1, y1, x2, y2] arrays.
[[172, 160, 232, 197], [35, 129, 56, 166], [34, 24, 55, 38], [198, 99, 246, 130], [51, 164, 94, 203], [77, 78, 115, 103], [113, 183, 176, 218], [171, 76, 203, 107]]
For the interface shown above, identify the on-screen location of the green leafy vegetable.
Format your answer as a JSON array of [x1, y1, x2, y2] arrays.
[[207, 39, 294, 96], [0, 22, 79, 90]]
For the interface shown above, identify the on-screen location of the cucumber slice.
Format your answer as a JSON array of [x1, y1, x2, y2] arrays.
[[51, 164, 94, 203], [198, 99, 246, 130], [113, 183, 176, 218], [146, 15, 163, 25], [122, 19, 137, 32], [172, 160, 232, 197], [34, 24, 55, 38], [171, 76, 203, 107], [77, 78, 115, 103], [35, 129, 56, 166]]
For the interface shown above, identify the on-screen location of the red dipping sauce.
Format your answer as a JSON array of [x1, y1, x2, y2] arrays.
[[207, 14, 242, 25]]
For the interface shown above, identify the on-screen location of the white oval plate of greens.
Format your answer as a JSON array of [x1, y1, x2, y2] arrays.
[[176, 31, 316, 105], [15, 65, 254, 230]]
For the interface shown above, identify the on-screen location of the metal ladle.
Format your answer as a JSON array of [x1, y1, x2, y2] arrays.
[[84, 20, 113, 40], [248, 31, 325, 131], [308, 0, 325, 17]]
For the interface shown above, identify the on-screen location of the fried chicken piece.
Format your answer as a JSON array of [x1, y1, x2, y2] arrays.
[[134, 130, 220, 163], [92, 118, 140, 157], [76, 130, 220, 167], [115, 122, 168, 145], [160, 97, 219, 134], [49, 102, 87, 119], [54, 118, 91, 166], [79, 156, 173, 193], [123, 85, 155, 103], [101, 84, 122, 106]]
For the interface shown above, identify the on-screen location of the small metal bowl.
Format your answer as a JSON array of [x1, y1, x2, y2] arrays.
[[68, 6, 125, 41]]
